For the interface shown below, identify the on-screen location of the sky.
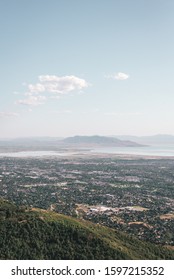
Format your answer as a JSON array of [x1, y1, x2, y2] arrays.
[[1, 0, 174, 138]]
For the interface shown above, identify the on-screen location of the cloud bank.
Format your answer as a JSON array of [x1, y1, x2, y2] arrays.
[[17, 75, 89, 106]]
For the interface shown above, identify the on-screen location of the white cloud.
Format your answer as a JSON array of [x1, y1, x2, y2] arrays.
[[0, 112, 19, 118], [28, 83, 45, 93], [16, 75, 89, 106], [106, 72, 130, 80], [28, 75, 89, 94], [16, 96, 46, 106], [114, 72, 129, 80]]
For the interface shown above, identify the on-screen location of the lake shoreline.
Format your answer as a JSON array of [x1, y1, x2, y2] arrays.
[[1, 150, 174, 160]]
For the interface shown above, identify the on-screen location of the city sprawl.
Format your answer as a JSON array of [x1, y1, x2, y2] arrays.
[[0, 155, 174, 247]]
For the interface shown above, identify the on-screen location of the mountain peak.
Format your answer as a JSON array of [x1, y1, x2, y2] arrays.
[[62, 135, 143, 147]]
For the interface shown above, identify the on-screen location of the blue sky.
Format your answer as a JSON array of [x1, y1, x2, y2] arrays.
[[1, 0, 174, 138]]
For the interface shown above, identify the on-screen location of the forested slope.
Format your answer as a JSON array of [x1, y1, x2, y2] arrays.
[[0, 199, 173, 260]]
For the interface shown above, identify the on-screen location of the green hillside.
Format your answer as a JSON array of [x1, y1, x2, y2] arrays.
[[0, 199, 173, 260]]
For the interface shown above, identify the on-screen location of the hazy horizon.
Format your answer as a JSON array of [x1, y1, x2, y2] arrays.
[[1, 0, 174, 138], [0, 133, 174, 141]]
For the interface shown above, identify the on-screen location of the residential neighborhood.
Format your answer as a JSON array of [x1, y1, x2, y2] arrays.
[[0, 155, 173, 246]]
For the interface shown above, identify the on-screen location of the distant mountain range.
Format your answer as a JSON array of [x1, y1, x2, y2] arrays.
[[115, 134, 174, 145], [0, 137, 63, 146], [0, 134, 174, 147], [60, 135, 143, 147], [0, 135, 143, 147]]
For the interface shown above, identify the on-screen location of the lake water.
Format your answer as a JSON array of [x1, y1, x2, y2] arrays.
[[0, 151, 77, 158], [93, 145, 174, 157], [0, 145, 174, 158]]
